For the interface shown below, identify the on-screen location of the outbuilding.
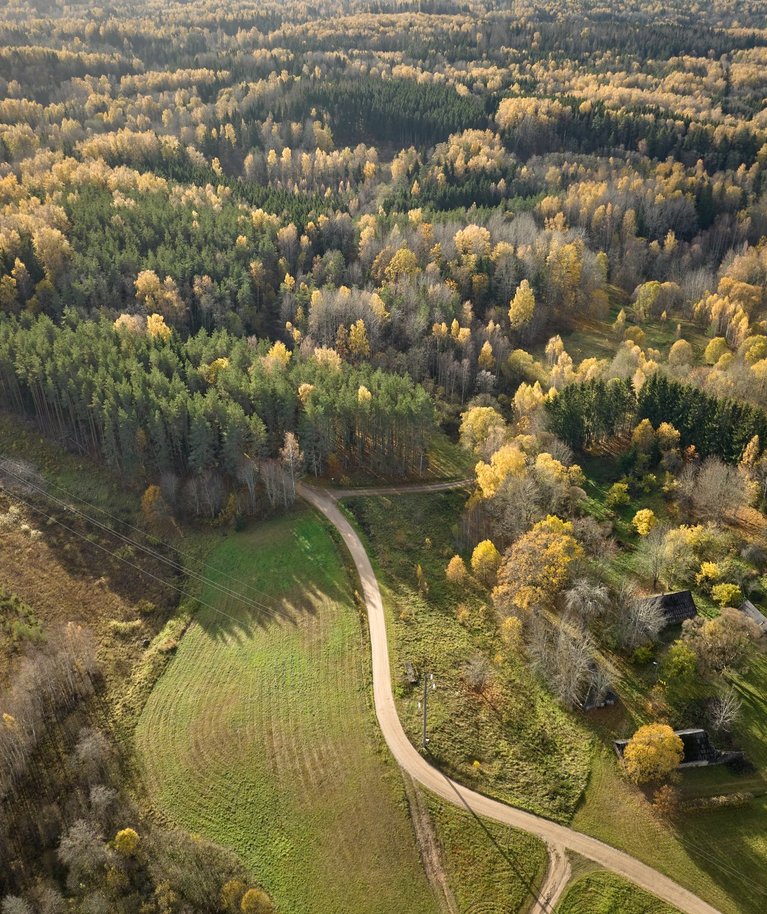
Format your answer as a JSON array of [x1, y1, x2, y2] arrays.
[[640, 590, 698, 628]]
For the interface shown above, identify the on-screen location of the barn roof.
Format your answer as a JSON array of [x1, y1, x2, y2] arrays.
[[641, 590, 698, 627], [614, 728, 721, 766]]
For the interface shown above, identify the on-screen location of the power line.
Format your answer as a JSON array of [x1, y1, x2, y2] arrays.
[[0, 465, 283, 618], [5, 467, 764, 899], [0, 462, 337, 609], [5, 489, 285, 631], [1, 463, 267, 596]]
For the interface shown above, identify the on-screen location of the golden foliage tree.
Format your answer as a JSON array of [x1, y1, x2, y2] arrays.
[[446, 555, 468, 584], [508, 279, 536, 329], [113, 827, 140, 857], [470, 539, 501, 586], [475, 444, 526, 498], [459, 406, 506, 454], [633, 508, 657, 536], [623, 723, 683, 783], [492, 516, 583, 615]]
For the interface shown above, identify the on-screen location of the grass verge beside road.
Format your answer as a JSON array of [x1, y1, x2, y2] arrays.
[[556, 870, 680, 914]]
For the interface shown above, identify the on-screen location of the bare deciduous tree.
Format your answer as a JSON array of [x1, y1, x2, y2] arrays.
[[57, 820, 111, 879], [529, 617, 594, 707], [693, 457, 749, 521], [635, 526, 667, 590], [33, 886, 64, 914], [279, 431, 305, 505], [463, 654, 493, 694], [74, 728, 110, 779], [708, 689, 742, 733], [615, 583, 664, 651], [89, 785, 117, 821], [563, 578, 610, 623], [1, 896, 33, 914]]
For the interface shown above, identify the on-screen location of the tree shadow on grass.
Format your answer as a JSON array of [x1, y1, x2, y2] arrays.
[[435, 765, 557, 913], [192, 514, 354, 642], [671, 799, 767, 914], [194, 574, 350, 643]]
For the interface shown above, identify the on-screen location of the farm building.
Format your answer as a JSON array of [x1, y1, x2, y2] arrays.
[[614, 728, 736, 769], [579, 663, 618, 712], [640, 590, 698, 628], [740, 599, 767, 635]]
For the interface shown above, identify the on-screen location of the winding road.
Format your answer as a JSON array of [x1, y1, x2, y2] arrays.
[[298, 480, 723, 914]]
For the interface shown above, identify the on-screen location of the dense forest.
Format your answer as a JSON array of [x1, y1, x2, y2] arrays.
[[5, 0, 767, 911]]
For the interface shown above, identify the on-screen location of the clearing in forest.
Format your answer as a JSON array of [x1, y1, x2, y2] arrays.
[[135, 509, 439, 914]]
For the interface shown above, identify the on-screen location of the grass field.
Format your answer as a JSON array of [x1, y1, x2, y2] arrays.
[[541, 302, 712, 370], [343, 491, 594, 823], [427, 797, 547, 914], [136, 508, 442, 914], [556, 870, 680, 914]]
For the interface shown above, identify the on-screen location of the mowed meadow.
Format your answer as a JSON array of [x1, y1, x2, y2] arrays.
[[135, 509, 439, 914]]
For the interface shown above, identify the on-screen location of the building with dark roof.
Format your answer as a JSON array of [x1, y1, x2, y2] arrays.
[[640, 590, 698, 628], [614, 728, 731, 768], [740, 599, 767, 635]]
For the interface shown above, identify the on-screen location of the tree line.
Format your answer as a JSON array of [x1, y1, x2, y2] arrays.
[[0, 314, 435, 514], [546, 372, 767, 462]]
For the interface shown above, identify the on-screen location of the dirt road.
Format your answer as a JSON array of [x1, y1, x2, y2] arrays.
[[298, 481, 723, 914]]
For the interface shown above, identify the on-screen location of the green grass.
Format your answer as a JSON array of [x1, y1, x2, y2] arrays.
[[572, 747, 767, 914], [135, 509, 440, 914], [550, 309, 711, 369], [556, 870, 680, 914], [0, 411, 139, 520], [426, 431, 475, 481], [427, 797, 547, 914], [343, 492, 594, 823]]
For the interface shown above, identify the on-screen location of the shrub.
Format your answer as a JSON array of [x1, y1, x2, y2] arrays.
[[606, 481, 630, 508], [632, 645, 654, 665], [445, 555, 468, 584], [711, 582, 743, 608], [240, 888, 274, 914]]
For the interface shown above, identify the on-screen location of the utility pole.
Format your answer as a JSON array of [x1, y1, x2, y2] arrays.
[[421, 671, 434, 750]]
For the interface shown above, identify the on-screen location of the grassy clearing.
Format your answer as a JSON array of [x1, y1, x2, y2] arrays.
[[550, 308, 711, 369], [426, 431, 476, 481], [343, 492, 593, 822], [136, 509, 441, 914], [427, 797, 547, 914], [556, 870, 680, 914]]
